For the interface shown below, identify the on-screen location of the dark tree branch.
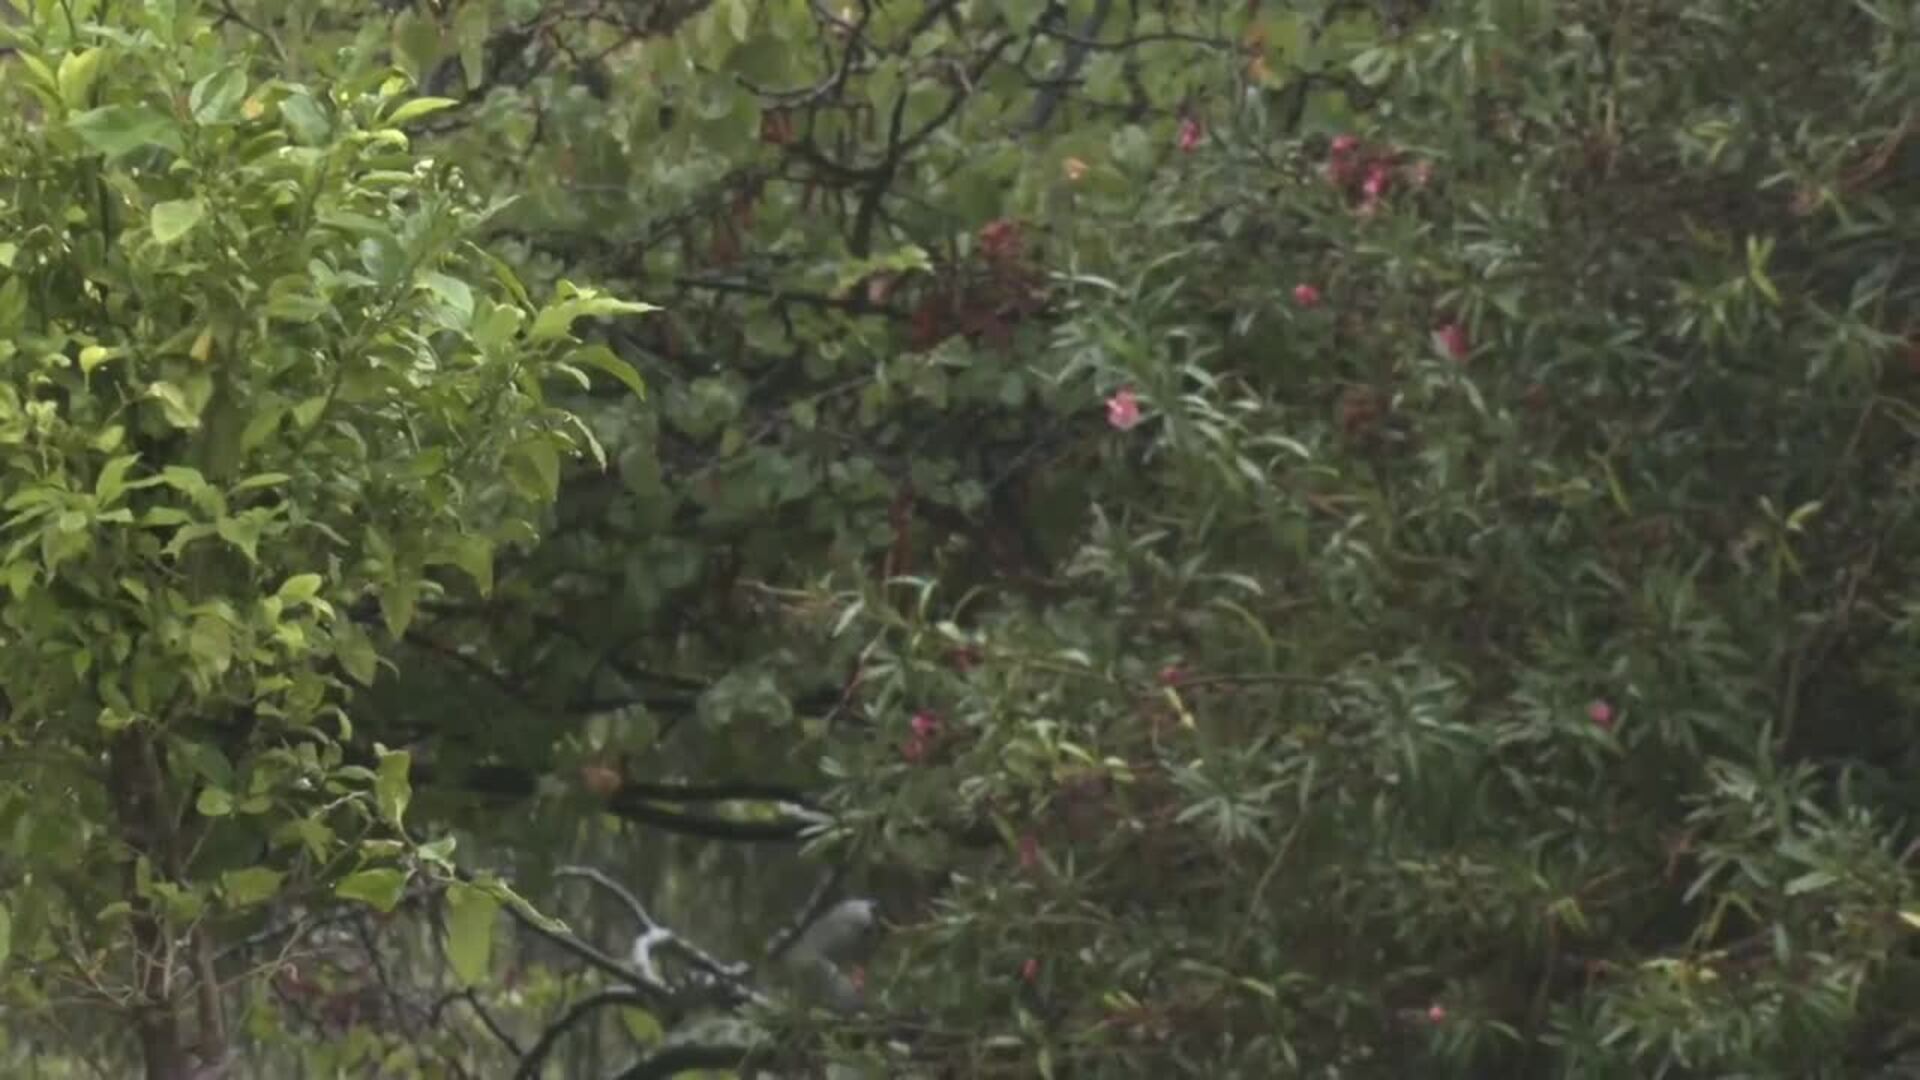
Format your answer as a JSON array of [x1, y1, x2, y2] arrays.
[[1026, 0, 1114, 132], [514, 988, 658, 1080], [612, 1043, 786, 1080], [556, 865, 656, 930]]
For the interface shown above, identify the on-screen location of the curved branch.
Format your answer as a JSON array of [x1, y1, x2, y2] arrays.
[[604, 795, 816, 844], [556, 865, 657, 930], [611, 1043, 785, 1080], [500, 897, 672, 1006], [514, 988, 657, 1080]]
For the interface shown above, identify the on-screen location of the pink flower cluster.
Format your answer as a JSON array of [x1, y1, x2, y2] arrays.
[[901, 710, 942, 763], [1322, 133, 1433, 217]]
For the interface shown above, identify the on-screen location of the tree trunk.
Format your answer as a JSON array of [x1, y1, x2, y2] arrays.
[[108, 730, 214, 1080]]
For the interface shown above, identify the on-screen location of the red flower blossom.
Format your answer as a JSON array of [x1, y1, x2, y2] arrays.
[[1178, 116, 1204, 153], [1427, 1003, 1447, 1023], [1330, 133, 1361, 158], [1362, 161, 1392, 200], [1021, 957, 1041, 983], [1292, 283, 1323, 308], [1157, 664, 1189, 687], [977, 217, 1024, 262], [1588, 700, 1616, 731], [911, 710, 941, 739], [1106, 387, 1143, 431], [1435, 322, 1471, 361]]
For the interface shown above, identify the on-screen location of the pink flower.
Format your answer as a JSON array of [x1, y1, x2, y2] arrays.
[[1178, 116, 1204, 153], [1427, 1003, 1447, 1023], [1157, 664, 1188, 687], [1021, 957, 1040, 983], [1330, 134, 1361, 158], [911, 710, 941, 739], [1434, 322, 1471, 361], [1018, 833, 1041, 871], [1292, 283, 1323, 308], [1106, 387, 1143, 431], [1362, 162, 1392, 200], [1587, 700, 1616, 731]]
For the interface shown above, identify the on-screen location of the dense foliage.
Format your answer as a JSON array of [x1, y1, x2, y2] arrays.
[[8, 0, 1920, 1077]]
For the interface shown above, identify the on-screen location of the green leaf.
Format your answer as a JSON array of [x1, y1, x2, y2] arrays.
[[57, 48, 106, 110], [334, 621, 380, 686], [220, 867, 286, 907], [335, 868, 409, 913], [444, 881, 500, 986], [188, 616, 234, 674], [214, 516, 262, 562], [567, 344, 648, 400], [189, 68, 248, 124], [455, 4, 491, 91], [150, 198, 207, 244], [95, 454, 140, 505], [69, 104, 184, 158], [508, 438, 562, 500], [277, 573, 324, 604], [279, 92, 331, 145], [147, 381, 204, 430], [420, 270, 475, 325], [530, 289, 660, 342], [385, 96, 461, 127], [393, 13, 444, 81], [375, 748, 412, 829], [437, 535, 494, 596], [196, 787, 234, 817], [380, 578, 420, 638]]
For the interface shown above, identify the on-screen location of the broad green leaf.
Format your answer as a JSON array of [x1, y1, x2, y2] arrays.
[[196, 787, 234, 817], [335, 868, 409, 913], [567, 343, 647, 399], [444, 881, 500, 986], [277, 573, 323, 604], [95, 454, 139, 505], [69, 104, 184, 158], [385, 96, 460, 127], [437, 535, 494, 596], [420, 270, 475, 325], [334, 621, 380, 686], [455, 4, 491, 91], [220, 867, 285, 907], [380, 578, 419, 638], [279, 92, 330, 145], [375, 747, 412, 829], [150, 198, 206, 244], [507, 438, 562, 500], [530, 291, 660, 342], [56, 48, 106, 109], [189, 68, 247, 124], [147, 381, 203, 429], [393, 13, 443, 81]]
